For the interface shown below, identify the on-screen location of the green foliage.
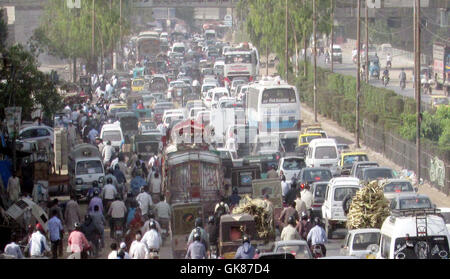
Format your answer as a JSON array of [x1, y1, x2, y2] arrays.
[[0, 44, 63, 120]]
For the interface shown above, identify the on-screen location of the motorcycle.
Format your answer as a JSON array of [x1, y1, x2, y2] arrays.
[[382, 75, 390, 87], [311, 244, 324, 259]]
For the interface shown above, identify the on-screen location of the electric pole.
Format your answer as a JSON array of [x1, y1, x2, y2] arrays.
[[120, 0, 122, 51], [313, 0, 317, 122], [415, 0, 421, 184], [365, 0, 369, 82], [356, 0, 361, 148], [330, 0, 334, 73], [92, 0, 95, 61], [285, 0, 288, 81]]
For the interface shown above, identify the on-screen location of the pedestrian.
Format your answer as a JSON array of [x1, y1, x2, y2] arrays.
[[7, 172, 21, 204], [48, 209, 64, 259], [307, 217, 327, 256], [28, 223, 50, 258], [284, 182, 298, 205], [130, 174, 146, 197], [129, 232, 148, 259], [105, 168, 119, 188], [234, 235, 255, 259], [185, 233, 207, 259], [279, 201, 299, 229], [3, 233, 24, 259], [281, 176, 290, 199], [281, 216, 301, 241], [108, 243, 119, 259], [95, 137, 105, 153], [65, 193, 82, 233], [126, 200, 139, 228], [67, 222, 91, 259], [67, 122, 77, 148], [206, 216, 218, 251], [301, 184, 313, 210], [113, 164, 127, 198], [108, 196, 127, 238], [266, 165, 278, 179], [88, 126, 99, 145], [136, 186, 153, 220], [294, 192, 307, 217], [117, 242, 131, 259], [102, 141, 114, 166]]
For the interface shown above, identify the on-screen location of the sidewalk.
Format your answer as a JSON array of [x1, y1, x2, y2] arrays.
[[301, 104, 450, 208]]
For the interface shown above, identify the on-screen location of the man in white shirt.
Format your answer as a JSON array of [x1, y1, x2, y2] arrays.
[[141, 221, 162, 252], [294, 192, 307, 217], [102, 141, 114, 165], [281, 176, 290, 198], [129, 232, 148, 259], [108, 243, 119, 259], [150, 171, 162, 199], [154, 195, 171, 233], [136, 187, 153, 219], [28, 224, 50, 258], [301, 184, 313, 210]]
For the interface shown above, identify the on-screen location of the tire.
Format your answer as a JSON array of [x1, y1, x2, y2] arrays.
[[325, 218, 333, 240]]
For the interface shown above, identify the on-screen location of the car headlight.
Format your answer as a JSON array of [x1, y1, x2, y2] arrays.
[[76, 178, 83, 185]]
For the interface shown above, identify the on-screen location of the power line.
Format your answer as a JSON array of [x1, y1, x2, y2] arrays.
[[421, 24, 450, 43], [420, 13, 450, 28]]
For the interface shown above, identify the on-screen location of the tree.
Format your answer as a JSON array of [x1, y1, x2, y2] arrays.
[[0, 44, 62, 121]]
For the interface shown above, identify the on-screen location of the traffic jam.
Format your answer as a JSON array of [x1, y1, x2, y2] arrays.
[[1, 24, 449, 260]]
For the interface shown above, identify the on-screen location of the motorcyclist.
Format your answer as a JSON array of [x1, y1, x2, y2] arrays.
[[307, 217, 327, 257], [234, 235, 256, 259], [185, 232, 207, 259], [281, 215, 301, 241], [382, 67, 390, 86], [352, 48, 358, 63], [206, 216, 218, 250], [187, 217, 209, 252], [80, 214, 102, 256], [141, 220, 162, 253]]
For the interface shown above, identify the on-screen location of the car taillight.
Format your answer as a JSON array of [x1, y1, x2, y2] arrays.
[[249, 76, 253, 82], [314, 177, 321, 181], [312, 204, 321, 208]]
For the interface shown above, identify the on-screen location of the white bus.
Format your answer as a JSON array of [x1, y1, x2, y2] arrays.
[[246, 77, 301, 133], [223, 43, 259, 86]]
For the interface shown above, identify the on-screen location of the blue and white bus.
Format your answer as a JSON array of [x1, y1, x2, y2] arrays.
[[246, 77, 301, 133]]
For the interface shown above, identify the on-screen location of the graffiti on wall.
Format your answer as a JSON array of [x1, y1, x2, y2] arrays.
[[429, 157, 445, 188]]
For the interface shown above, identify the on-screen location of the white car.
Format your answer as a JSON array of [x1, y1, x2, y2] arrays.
[[277, 156, 306, 184], [201, 83, 218, 98], [18, 125, 54, 146], [167, 80, 186, 99], [340, 228, 381, 259], [230, 78, 248, 96], [209, 87, 230, 108]]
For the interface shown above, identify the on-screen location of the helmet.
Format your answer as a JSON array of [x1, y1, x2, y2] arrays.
[[92, 181, 99, 187], [107, 177, 112, 184], [74, 222, 82, 230], [195, 217, 203, 228], [301, 212, 308, 220], [149, 220, 157, 230], [288, 215, 296, 226], [207, 216, 215, 224], [193, 233, 201, 242], [242, 235, 250, 244], [314, 217, 321, 225]]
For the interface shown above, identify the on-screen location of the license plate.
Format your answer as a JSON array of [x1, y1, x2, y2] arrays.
[[321, 164, 332, 167]]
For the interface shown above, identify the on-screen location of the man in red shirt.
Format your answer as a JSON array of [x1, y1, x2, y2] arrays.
[[68, 222, 91, 259]]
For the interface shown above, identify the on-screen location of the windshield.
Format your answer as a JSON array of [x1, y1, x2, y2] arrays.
[[283, 158, 306, 170], [304, 169, 332, 182], [203, 85, 216, 93], [281, 138, 297, 152], [225, 53, 252, 64], [384, 181, 414, 193], [132, 80, 144, 86], [301, 135, 322, 143], [343, 154, 368, 166], [315, 146, 338, 159], [352, 233, 381, 251], [334, 187, 359, 201], [214, 92, 228, 101], [102, 130, 122, 142], [173, 47, 185, 53], [394, 236, 449, 259], [364, 169, 394, 180], [275, 245, 312, 259], [261, 88, 297, 104], [76, 160, 103, 175], [399, 197, 432, 210], [232, 80, 246, 87], [313, 183, 328, 200]]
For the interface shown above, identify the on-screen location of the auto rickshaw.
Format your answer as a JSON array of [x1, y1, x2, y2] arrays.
[[219, 214, 259, 259]]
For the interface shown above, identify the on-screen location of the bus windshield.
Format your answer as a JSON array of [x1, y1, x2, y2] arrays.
[[225, 53, 252, 64], [261, 88, 297, 104]]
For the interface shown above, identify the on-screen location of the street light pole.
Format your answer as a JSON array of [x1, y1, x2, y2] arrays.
[[92, 0, 95, 64], [365, 0, 369, 83], [120, 0, 122, 51], [356, 0, 361, 148], [285, 0, 288, 81], [415, 0, 421, 184], [330, 0, 334, 73], [313, 0, 317, 122]]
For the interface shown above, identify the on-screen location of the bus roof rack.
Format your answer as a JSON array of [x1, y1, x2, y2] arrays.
[[391, 208, 441, 217]]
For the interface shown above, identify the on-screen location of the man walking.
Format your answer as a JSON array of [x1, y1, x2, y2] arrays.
[[28, 223, 50, 258], [65, 193, 82, 233], [48, 209, 64, 259]]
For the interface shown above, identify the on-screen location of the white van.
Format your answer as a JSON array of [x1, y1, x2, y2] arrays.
[[68, 144, 105, 198], [377, 209, 450, 259], [100, 123, 123, 152], [305, 138, 339, 175], [322, 177, 362, 238], [171, 42, 186, 55]]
